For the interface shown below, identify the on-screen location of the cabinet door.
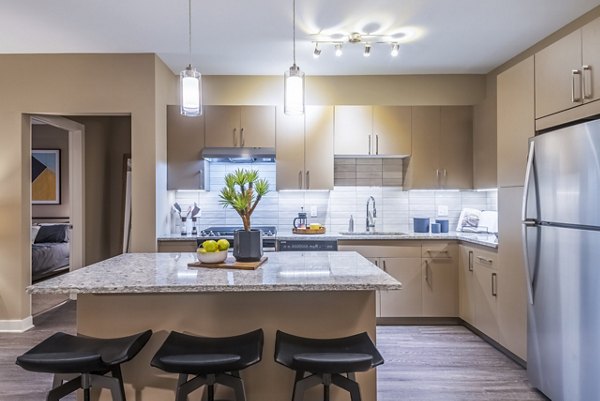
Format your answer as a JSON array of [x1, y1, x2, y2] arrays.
[[497, 56, 534, 187], [458, 245, 475, 324], [497, 186, 527, 360], [305, 105, 334, 190], [535, 30, 583, 118], [438, 106, 473, 189], [205, 106, 240, 147], [404, 106, 440, 189], [474, 263, 500, 341], [240, 106, 275, 147], [334, 106, 372, 155], [422, 257, 458, 317], [367, 257, 382, 317], [167, 105, 205, 190], [372, 106, 411, 156], [582, 17, 600, 104], [275, 108, 305, 190], [380, 257, 422, 317]]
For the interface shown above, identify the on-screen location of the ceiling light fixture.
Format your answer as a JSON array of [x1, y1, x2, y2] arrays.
[[313, 43, 321, 58], [284, 0, 305, 115], [312, 32, 402, 59], [180, 0, 202, 117], [335, 44, 343, 57]]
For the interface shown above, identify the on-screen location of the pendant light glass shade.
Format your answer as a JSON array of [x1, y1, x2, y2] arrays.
[[284, 64, 305, 115], [180, 65, 202, 117]]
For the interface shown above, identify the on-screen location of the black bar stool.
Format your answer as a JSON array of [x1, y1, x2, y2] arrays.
[[274, 330, 384, 401], [151, 329, 264, 401], [16, 330, 152, 401]]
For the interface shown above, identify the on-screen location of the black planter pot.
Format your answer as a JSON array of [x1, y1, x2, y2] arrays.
[[233, 229, 263, 262]]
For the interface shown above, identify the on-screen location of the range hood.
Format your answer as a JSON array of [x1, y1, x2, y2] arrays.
[[201, 147, 276, 163]]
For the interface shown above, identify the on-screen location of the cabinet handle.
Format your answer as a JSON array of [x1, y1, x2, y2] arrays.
[[240, 128, 245, 147], [374, 260, 378, 267], [476, 256, 493, 265], [572, 69, 583, 103], [382, 260, 387, 272], [199, 168, 204, 190], [233, 128, 238, 147], [583, 65, 593, 100], [468, 250, 473, 272], [298, 171, 303, 189], [425, 249, 449, 256], [306, 171, 310, 190], [376, 134, 379, 155], [492, 272, 498, 297], [368, 135, 372, 155], [425, 260, 431, 285], [443, 168, 447, 177]]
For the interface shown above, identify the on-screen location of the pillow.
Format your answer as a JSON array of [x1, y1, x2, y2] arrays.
[[34, 224, 69, 243], [31, 225, 41, 244], [455, 208, 482, 232]]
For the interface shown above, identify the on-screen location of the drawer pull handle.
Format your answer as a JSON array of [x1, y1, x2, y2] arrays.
[[492, 272, 498, 297], [468, 250, 473, 272], [476, 256, 493, 264], [382, 260, 387, 272]]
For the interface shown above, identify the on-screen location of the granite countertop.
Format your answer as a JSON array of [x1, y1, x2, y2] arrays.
[[27, 251, 402, 295], [157, 231, 498, 249]]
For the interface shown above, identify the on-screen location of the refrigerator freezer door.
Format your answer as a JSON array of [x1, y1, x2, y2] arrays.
[[533, 118, 600, 227], [527, 225, 600, 401]]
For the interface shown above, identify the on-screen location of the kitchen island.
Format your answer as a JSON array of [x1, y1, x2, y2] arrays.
[[29, 251, 401, 401]]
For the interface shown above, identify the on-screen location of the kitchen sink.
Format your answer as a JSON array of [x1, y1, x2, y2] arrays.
[[339, 231, 407, 236]]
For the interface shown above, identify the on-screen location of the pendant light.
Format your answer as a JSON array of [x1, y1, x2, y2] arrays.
[[284, 0, 305, 115], [180, 0, 202, 117]]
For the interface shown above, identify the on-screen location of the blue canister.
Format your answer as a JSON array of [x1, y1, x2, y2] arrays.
[[436, 219, 449, 233], [431, 223, 441, 233], [413, 217, 430, 233]]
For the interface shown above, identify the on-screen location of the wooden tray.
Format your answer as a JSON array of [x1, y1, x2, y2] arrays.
[[292, 227, 326, 235], [188, 256, 268, 270]]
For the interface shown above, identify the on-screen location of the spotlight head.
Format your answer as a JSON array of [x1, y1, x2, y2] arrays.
[[391, 43, 399, 57], [335, 44, 343, 57], [313, 43, 321, 58], [363, 44, 371, 57]]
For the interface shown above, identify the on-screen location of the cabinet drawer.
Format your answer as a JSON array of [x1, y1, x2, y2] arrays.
[[421, 241, 457, 259], [158, 240, 197, 253], [473, 248, 498, 270], [338, 240, 421, 258]]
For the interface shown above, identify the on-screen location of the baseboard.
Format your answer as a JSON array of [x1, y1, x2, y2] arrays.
[[377, 317, 461, 325], [0, 316, 34, 332], [460, 319, 526, 368]]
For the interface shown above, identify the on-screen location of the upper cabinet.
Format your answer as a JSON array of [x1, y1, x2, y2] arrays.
[[204, 106, 275, 148], [166, 105, 208, 190], [497, 56, 534, 188], [276, 106, 334, 190], [535, 18, 600, 119], [404, 106, 473, 189], [334, 105, 411, 156]]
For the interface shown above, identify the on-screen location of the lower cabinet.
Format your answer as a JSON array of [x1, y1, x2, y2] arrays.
[[158, 240, 197, 253], [338, 240, 457, 318], [459, 244, 500, 342]]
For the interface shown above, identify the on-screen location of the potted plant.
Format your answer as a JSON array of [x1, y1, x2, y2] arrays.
[[219, 169, 270, 261]]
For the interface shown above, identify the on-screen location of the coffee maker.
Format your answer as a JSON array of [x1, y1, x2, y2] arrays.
[[293, 207, 308, 229]]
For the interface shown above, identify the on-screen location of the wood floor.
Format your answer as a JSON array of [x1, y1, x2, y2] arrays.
[[1, 302, 547, 401]]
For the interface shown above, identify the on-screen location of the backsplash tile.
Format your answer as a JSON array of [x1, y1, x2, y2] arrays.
[[169, 163, 498, 235]]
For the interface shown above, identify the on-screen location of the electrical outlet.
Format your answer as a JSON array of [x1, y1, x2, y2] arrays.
[[437, 205, 448, 217], [310, 206, 318, 217]]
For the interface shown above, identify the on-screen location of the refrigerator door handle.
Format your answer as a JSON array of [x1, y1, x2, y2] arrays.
[[522, 221, 536, 305], [522, 140, 535, 222]]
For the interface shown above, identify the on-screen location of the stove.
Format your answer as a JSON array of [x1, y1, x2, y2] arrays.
[[197, 226, 277, 251]]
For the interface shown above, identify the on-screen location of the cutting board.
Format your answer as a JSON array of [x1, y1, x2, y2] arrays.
[[188, 256, 268, 270], [292, 227, 326, 235]]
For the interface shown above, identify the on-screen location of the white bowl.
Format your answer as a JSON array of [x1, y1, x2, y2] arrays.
[[196, 250, 228, 264]]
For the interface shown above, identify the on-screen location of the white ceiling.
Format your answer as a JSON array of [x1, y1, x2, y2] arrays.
[[1, 0, 599, 76]]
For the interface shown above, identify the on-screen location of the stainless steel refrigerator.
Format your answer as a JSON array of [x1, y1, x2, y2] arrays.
[[523, 118, 600, 401]]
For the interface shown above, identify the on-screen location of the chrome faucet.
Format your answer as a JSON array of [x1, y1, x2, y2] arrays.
[[366, 196, 377, 232]]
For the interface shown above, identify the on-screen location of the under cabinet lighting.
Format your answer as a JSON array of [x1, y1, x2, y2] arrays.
[[335, 44, 343, 57], [391, 43, 399, 57]]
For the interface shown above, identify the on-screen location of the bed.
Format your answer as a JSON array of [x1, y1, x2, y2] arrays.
[[31, 223, 70, 282]]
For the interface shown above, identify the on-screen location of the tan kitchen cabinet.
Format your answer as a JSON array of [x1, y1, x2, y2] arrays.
[[458, 245, 476, 324], [497, 56, 534, 187], [404, 106, 473, 189], [158, 239, 197, 253], [337, 240, 421, 318], [334, 105, 411, 156], [421, 241, 458, 317], [204, 106, 275, 148], [276, 106, 334, 190], [535, 17, 600, 119], [166, 105, 208, 190]]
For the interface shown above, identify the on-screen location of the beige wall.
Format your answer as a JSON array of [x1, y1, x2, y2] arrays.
[[31, 125, 70, 218], [0, 54, 176, 321]]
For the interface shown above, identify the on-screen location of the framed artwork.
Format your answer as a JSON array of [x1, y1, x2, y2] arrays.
[[32, 149, 61, 204]]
